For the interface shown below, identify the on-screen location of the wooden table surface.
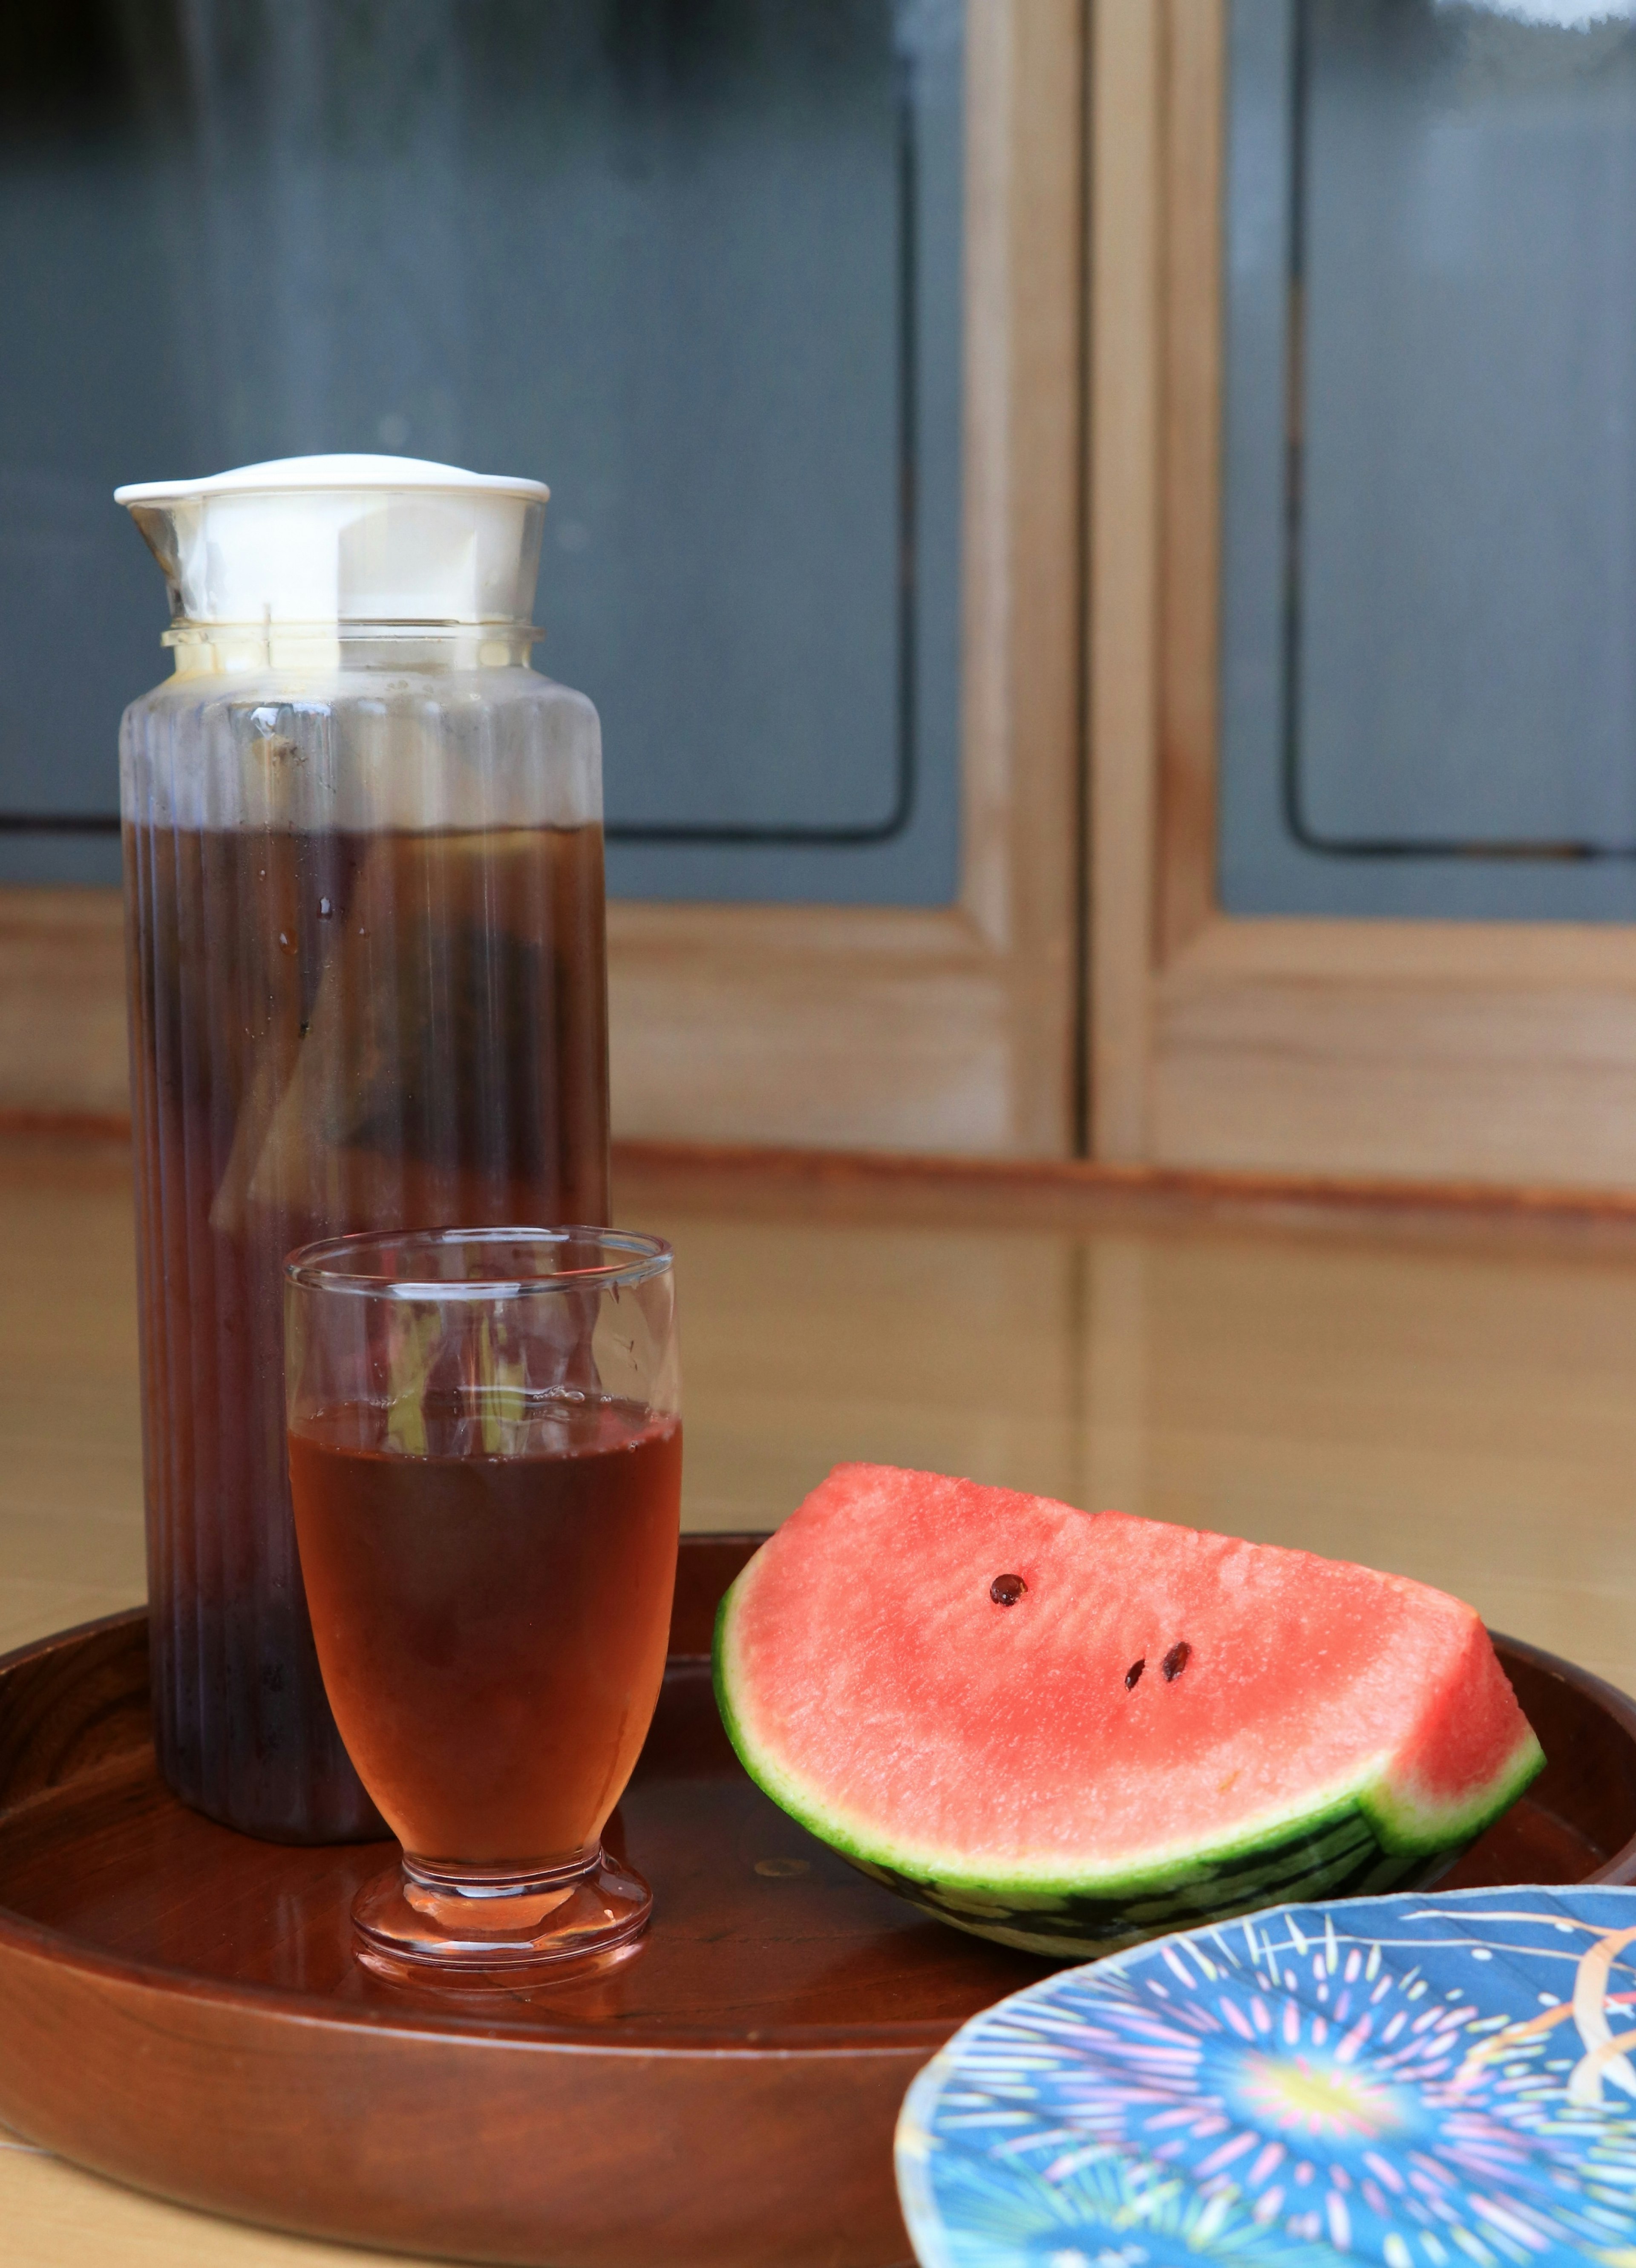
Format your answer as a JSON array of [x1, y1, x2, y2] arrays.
[[5, 1130, 1636, 2263]]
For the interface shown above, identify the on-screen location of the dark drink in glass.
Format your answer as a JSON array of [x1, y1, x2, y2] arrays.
[[288, 1398, 681, 1864], [285, 1227, 682, 1983]]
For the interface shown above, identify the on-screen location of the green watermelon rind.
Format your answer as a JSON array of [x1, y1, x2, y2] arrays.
[[846, 1827, 1442, 1959], [1361, 1735, 1546, 1854], [713, 1579, 1545, 1942]]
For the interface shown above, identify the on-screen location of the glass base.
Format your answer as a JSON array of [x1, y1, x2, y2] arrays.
[[352, 1846, 651, 1989]]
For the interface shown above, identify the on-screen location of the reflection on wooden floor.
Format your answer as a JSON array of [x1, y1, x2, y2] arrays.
[[3, 1133, 1635, 1700], [619, 1149, 1636, 1699]]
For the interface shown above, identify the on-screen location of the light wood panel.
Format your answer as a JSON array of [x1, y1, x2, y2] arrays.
[[1089, 0, 1636, 1189], [0, 1134, 144, 1656], [0, 2139, 424, 2268], [1153, 918, 1636, 1183], [1087, 0, 1162, 1162], [608, 903, 1025, 1154], [1155, 0, 1225, 966], [0, 891, 127, 1120]]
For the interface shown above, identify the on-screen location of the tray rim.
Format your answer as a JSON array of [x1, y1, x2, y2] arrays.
[[0, 1604, 953, 2058], [0, 1598, 1631, 2061]]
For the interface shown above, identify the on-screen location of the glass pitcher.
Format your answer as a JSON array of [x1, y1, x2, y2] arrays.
[[117, 455, 610, 1842]]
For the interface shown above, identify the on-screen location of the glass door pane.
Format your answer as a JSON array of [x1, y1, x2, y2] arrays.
[[0, 0, 963, 904], [1220, 0, 1636, 919]]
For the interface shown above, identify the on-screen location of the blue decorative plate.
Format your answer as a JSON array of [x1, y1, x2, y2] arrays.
[[897, 1886, 1636, 2268]]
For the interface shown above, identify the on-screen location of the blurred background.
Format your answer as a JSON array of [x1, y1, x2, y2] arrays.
[[10, 14, 1636, 2250], [10, 0, 1636, 1183], [0, 0, 962, 903]]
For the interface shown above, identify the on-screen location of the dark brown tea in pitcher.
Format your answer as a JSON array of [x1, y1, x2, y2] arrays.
[[125, 820, 610, 1840]]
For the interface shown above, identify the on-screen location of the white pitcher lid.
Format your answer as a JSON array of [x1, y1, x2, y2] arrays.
[[115, 453, 550, 628]]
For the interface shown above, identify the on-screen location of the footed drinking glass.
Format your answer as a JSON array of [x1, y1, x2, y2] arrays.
[[283, 1227, 680, 1985]]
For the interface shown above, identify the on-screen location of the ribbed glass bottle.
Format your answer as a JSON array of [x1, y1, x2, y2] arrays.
[[121, 606, 609, 1841]]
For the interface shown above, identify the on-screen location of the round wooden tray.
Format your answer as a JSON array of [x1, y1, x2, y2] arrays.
[[0, 1535, 1631, 2268]]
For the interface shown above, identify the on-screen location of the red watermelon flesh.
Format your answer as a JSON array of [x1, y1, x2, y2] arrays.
[[713, 1467, 1545, 1956]]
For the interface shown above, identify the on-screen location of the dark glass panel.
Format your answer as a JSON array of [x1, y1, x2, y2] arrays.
[[0, 0, 962, 903]]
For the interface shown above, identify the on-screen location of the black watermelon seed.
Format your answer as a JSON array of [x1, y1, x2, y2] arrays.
[[1124, 1658, 1145, 1690], [989, 1573, 1027, 1607], [1162, 1641, 1192, 1681]]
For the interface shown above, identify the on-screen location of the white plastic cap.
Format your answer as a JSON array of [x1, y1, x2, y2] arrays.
[[115, 454, 550, 627]]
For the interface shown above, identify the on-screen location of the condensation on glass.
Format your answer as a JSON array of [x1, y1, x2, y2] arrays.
[[1221, 0, 1636, 920], [120, 458, 611, 1841], [0, 0, 963, 907]]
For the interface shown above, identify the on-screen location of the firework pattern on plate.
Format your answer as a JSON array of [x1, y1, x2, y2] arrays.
[[896, 1885, 1636, 2268]]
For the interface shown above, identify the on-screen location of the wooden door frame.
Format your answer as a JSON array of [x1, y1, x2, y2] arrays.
[[0, 1, 1086, 1156], [1089, 0, 1636, 1190], [608, 0, 1084, 1157]]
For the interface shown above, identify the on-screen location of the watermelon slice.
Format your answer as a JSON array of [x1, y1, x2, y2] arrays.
[[713, 1467, 1545, 1957]]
